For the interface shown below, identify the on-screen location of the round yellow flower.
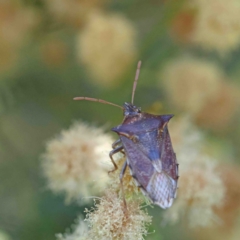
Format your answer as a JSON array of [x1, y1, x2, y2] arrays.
[[161, 57, 222, 114], [45, 0, 107, 27], [77, 11, 137, 87]]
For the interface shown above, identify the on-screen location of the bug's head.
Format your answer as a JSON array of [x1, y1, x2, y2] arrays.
[[123, 102, 141, 116]]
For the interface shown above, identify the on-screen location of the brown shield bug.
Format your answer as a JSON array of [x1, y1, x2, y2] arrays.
[[74, 61, 178, 209]]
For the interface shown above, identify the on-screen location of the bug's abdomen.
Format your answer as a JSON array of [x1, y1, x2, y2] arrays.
[[120, 135, 177, 208]]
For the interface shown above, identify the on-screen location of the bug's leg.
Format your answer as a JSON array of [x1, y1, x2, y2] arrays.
[[108, 145, 124, 174], [112, 139, 125, 155], [119, 160, 128, 211], [112, 139, 121, 149], [120, 149, 125, 155]]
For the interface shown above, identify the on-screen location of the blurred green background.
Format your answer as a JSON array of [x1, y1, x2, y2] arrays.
[[0, 0, 240, 239]]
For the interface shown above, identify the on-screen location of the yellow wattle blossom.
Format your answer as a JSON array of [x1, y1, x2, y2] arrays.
[[195, 81, 240, 131], [45, 0, 108, 27], [161, 57, 222, 114], [77, 11, 137, 87], [190, 0, 240, 54], [42, 121, 113, 203], [171, 0, 240, 54]]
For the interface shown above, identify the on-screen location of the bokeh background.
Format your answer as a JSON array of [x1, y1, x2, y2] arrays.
[[0, 0, 240, 239]]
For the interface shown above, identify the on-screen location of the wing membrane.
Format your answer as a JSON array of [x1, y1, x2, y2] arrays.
[[146, 171, 176, 208]]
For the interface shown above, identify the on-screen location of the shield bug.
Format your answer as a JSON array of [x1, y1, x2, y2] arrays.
[[74, 61, 178, 209]]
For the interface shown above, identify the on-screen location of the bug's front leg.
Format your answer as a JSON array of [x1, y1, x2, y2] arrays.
[[108, 145, 124, 174], [112, 139, 122, 149], [112, 139, 125, 156], [112, 139, 121, 149]]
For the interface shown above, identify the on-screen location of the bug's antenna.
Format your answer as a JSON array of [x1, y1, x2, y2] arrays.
[[131, 60, 142, 104], [73, 97, 123, 110]]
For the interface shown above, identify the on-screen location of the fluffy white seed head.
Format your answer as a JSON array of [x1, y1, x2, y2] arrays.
[[42, 121, 113, 203], [164, 116, 225, 227]]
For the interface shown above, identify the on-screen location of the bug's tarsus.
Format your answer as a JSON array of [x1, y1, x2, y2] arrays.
[[131, 60, 142, 104], [108, 146, 123, 174], [109, 147, 128, 212], [119, 161, 128, 212], [74, 97, 123, 110]]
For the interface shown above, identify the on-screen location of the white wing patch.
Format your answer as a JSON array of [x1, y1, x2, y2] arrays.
[[151, 158, 162, 172], [146, 171, 177, 209]]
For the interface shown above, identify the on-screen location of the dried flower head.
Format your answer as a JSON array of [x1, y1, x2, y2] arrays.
[[164, 116, 225, 227], [171, 8, 196, 43], [84, 188, 152, 240], [192, 218, 240, 240], [195, 81, 240, 131], [77, 11, 137, 87], [214, 165, 240, 229], [42, 121, 113, 203], [45, 0, 107, 27], [40, 38, 68, 67], [161, 57, 222, 114], [0, 0, 37, 71], [191, 166, 240, 240]]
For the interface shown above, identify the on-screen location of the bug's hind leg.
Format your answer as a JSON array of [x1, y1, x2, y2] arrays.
[[108, 145, 124, 174], [119, 160, 128, 211]]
